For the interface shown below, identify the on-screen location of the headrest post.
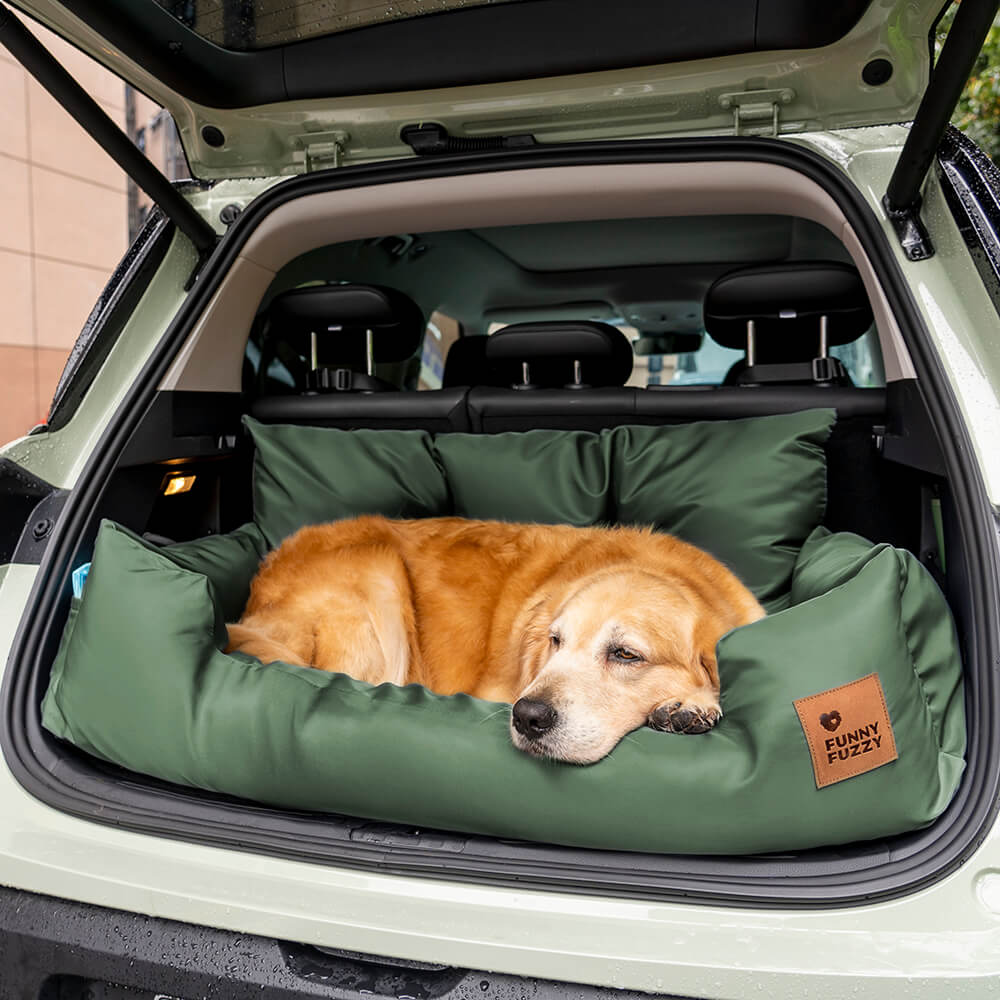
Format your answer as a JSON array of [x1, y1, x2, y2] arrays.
[[522, 361, 531, 386], [746, 319, 756, 367], [365, 328, 374, 377], [563, 357, 592, 391], [310, 331, 318, 372], [819, 314, 829, 358]]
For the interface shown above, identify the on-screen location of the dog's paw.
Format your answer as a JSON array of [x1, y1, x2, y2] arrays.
[[647, 701, 721, 734]]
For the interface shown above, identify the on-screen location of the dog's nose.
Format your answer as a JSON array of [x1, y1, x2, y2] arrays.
[[512, 698, 558, 738]]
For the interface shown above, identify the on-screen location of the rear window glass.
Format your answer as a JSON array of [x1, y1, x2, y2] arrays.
[[153, 0, 519, 50]]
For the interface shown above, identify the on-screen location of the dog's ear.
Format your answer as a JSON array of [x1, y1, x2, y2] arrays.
[[692, 619, 721, 693], [517, 594, 553, 680], [698, 649, 719, 690]]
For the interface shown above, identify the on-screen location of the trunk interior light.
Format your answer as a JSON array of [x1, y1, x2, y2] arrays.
[[161, 472, 197, 496]]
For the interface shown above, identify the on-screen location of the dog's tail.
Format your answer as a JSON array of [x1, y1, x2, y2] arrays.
[[225, 622, 305, 667]]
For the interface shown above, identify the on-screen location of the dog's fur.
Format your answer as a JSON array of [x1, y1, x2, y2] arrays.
[[226, 516, 765, 763]]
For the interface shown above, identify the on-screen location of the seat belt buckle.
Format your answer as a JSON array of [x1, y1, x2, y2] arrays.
[[811, 356, 844, 383]]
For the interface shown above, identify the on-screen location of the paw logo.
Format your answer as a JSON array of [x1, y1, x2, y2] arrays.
[[819, 710, 842, 733]]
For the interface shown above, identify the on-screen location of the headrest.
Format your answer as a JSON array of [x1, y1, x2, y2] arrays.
[[443, 336, 491, 388], [484, 321, 633, 388], [266, 284, 424, 367], [704, 262, 873, 352]]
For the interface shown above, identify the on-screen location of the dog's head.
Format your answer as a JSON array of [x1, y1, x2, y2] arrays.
[[510, 568, 728, 764]]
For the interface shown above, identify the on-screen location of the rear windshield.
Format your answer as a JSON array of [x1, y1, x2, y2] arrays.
[[242, 214, 887, 396], [153, 0, 519, 50]]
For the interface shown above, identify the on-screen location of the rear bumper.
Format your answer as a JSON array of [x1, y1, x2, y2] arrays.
[[1, 884, 691, 1000]]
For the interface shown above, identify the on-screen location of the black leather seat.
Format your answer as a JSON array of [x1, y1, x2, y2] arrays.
[[703, 262, 874, 387], [251, 389, 472, 432], [248, 299, 890, 544], [258, 283, 425, 394], [250, 284, 472, 431], [464, 320, 636, 432], [483, 320, 634, 389], [442, 336, 490, 388]]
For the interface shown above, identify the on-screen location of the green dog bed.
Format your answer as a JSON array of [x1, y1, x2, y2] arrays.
[[41, 410, 966, 854]]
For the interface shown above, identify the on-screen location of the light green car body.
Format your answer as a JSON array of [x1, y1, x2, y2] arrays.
[[8, 0, 946, 178], [1, 122, 1000, 1000], [3, 0, 1000, 992]]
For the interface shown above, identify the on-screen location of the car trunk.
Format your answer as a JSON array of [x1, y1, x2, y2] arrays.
[[4, 134, 997, 906]]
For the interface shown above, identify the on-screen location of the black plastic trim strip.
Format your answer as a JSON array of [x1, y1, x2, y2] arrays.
[[0, 460, 57, 565], [47, 210, 174, 432], [937, 124, 1000, 320], [0, 884, 693, 999], [43, 0, 869, 108], [0, 3, 216, 259], [2, 137, 998, 910], [11, 490, 69, 566]]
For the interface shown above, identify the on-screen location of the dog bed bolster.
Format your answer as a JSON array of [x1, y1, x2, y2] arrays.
[[41, 412, 966, 853], [43, 521, 964, 853], [248, 409, 834, 608]]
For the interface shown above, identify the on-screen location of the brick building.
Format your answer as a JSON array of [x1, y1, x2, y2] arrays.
[[0, 20, 176, 446]]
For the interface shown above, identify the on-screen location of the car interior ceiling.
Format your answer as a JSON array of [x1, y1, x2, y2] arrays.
[[53, 209, 959, 860]]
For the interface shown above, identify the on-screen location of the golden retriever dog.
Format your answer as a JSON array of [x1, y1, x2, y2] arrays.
[[226, 516, 764, 763]]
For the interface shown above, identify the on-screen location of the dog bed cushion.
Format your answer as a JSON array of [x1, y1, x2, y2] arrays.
[[249, 409, 835, 609], [41, 411, 966, 854]]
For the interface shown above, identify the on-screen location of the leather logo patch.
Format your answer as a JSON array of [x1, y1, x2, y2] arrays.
[[794, 674, 898, 789]]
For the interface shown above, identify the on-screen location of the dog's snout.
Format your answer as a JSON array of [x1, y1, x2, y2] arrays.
[[512, 698, 558, 738]]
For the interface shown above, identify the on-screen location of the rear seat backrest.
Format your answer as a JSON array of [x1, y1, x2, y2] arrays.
[[262, 283, 424, 394], [442, 336, 490, 388], [251, 284, 475, 431], [703, 262, 874, 387], [249, 291, 894, 545], [483, 320, 634, 389], [465, 320, 636, 431], [252, 389, 472, 432]]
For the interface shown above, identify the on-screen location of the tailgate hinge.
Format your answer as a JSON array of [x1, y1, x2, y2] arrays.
[[720, 88, 795, 137], [296, 130, 350, 171], [882, 193, 934, 261]]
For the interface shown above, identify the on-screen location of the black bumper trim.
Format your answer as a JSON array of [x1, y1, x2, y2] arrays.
[[0, 885, 690, 1000]]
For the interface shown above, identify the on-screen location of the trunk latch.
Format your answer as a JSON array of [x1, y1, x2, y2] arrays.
[[401, 122, 537, 156]]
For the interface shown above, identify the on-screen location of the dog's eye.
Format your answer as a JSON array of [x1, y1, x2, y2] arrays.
[[611, 647, 642, 663], [549, 634, 561, 649]]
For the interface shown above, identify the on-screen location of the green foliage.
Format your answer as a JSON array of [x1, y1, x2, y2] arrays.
[[936, 5, 1000, 161]]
